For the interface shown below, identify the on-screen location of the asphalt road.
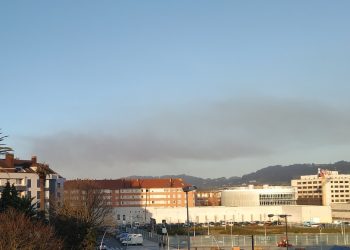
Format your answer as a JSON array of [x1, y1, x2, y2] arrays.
[[97, 234, 175, 250]]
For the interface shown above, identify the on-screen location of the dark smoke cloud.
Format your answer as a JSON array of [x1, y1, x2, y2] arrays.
[[28, 98, 350, 178]]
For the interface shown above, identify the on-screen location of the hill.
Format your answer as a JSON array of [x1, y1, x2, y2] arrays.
[[126, 174, 241, 189], [126, 161, 350, 189]]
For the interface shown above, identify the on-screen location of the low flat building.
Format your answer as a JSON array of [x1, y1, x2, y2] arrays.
[[221, 185, 297, 207], [114, 205, 332, 225], [331, 203, 350, 223]]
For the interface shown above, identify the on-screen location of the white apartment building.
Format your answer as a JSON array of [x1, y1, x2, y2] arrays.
[[0, 154, 65, 211], [221, 185, 297, 207], [291, 169, 350, 206]]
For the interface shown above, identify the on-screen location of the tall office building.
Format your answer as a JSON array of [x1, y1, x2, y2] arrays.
[[291, 169, 350, 205]]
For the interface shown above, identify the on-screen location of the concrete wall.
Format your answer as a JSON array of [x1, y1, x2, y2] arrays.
[[113, 205, 332, 225]]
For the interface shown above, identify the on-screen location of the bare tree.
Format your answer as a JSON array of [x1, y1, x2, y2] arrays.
[[0, 208, 63, 250], [61, 180, 113, 227], [50, 180, 113, 249]]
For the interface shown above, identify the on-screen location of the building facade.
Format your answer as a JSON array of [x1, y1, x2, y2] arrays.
[[65, 178, 196, 224], [221, 185, 297, 207], [291, 169, 350, 206], [330, 203, 350, 222], [195, 189, 221, 206], [0, 153, 65, 211], [114, 205, 332, 224], [64, 178, 195, 208]]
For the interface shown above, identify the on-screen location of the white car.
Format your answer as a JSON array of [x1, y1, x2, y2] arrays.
[[121, 234, 143, 245]]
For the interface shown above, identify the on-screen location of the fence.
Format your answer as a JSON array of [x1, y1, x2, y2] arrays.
[[140, 230, 350, 250]]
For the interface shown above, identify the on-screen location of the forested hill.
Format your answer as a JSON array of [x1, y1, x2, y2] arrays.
[[127, 161, 350, 189]]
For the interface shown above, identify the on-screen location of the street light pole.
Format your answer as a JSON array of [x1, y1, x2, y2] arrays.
[[144, 189, 148, 224], [268, 214, 291, 250], [280, 215, 289, 249], [183, 185, 197, 250], [185, 191, 190, 247]]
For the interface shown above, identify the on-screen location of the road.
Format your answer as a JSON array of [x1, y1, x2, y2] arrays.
[[97, 234, 177, 250]]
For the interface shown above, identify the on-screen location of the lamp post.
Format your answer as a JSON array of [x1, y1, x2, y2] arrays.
[[183, 185, 197, 250], [268, 214, 291, 249], [144, 189, 149, 224]]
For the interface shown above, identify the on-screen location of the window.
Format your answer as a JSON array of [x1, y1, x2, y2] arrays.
[[122, 215, 125, 220], [37, 191, 40, 199], [37, 179, 40, 188], [27, 179, 31, 188], [27, 191, 31, 198], [57, 183, 61, 188], [117, 214, 120, 220]]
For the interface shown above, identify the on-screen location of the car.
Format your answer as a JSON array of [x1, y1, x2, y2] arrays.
[[227, 221, 234, 226], [96, 243, 108, 250], [116, 232, 129, 241], [277, 238, 292, 247], [121, 234, 143, 245]]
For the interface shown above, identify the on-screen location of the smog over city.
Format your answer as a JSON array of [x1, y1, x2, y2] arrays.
[[2, 1, 350, 180]]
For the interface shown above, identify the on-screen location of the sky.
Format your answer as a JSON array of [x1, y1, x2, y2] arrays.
[[1, 1, 350, 179]]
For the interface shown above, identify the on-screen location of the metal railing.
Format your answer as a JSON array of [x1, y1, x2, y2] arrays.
[[140, 230, 350, 249]]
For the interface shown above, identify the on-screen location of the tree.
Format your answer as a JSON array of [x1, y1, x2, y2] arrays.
[[59, 180, 113, 228], [0, 182, 37, 217], [0, 130, 13, 156], [0, 208, 63, 249], [0, 182, 12, 211], [50, 180, 113, 249]]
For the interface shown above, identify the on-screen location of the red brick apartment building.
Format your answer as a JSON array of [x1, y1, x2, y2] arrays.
[[64, 178, 195, 208], [195, 189, 221, 206]]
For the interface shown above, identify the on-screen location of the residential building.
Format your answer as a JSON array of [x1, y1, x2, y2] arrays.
[[0, 153, 65, 211], [291, 169, 350, 206], [64, 178, 195, 208], [221, 185, 297, 207], [64, 178, 195, 224], [195, 189, 221, 206]]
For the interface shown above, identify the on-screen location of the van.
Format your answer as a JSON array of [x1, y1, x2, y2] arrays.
[[122, 234, 143, 245]]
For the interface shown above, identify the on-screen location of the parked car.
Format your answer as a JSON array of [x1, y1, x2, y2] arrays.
[[116, 232, 129, 241], [96, 243, 108, 250], [121, 234, 143, 245], [277, 238, 292, 247]]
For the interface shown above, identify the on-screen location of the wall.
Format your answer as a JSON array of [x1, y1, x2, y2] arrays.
[[113, 205, 332, 225]]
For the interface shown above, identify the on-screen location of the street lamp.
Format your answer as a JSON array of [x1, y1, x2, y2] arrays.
[[183, 185, 197, 250], [144, 189, 149, 224], [268, 214, 291, 249]]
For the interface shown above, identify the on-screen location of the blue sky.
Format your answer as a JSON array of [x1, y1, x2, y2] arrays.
[[1, 1, 350, 179]]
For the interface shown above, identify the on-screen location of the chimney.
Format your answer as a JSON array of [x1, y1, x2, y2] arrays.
[[31, 156, 37, 165], [5, 153, 14, 168]]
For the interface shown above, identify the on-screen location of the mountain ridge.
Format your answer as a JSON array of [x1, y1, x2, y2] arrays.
[[126, 161, 350, 189]]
